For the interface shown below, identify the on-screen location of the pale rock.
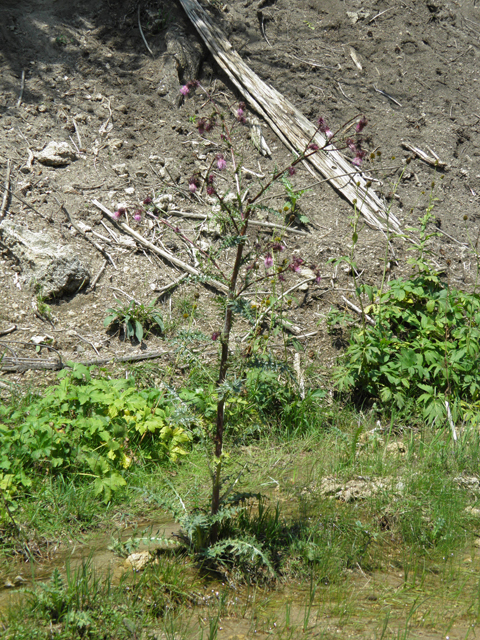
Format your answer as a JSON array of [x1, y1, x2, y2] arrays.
[[124, 551, 153, 571], [0, 219, 90, 298], [37, 141, 77, 167], [112, 163, 129, 176]]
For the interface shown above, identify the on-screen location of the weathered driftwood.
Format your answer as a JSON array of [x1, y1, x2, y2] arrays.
[[178, 0, 401, 233]]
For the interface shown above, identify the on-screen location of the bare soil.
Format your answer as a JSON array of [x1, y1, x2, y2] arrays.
[[1, 0, 480, 386]]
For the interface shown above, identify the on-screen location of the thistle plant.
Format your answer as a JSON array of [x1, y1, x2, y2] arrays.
[[143, 81, 369, 541]]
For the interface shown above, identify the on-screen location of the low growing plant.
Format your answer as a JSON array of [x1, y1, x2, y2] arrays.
[[104, 299, 164, 342], [0, 364, 191, 504]]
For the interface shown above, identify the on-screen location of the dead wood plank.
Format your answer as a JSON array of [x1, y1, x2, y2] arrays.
[[178, 0, 401, 234]]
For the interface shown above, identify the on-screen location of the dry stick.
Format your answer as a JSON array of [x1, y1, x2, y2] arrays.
[[138, 5, 154, 56], [74, 331, 100, 357], [341, 295, 376, 326], [0, 324, 16, 337], [445, 400, 458, 444], [56, 199, 118, 269], [154, 273, 189, 303], [108, 286, 141, 304], [0, 159, 12, 219], [72, 118, 82, 149], [401, 141, 447, 169], [16, 70, 25, 108], [90, 259, 108, 289], [166, 209, 310, 236], [6, 186, 49, 220], [368, 7, 395, 23], [178, 0, 400, 234], [92, 199, 228, 293]]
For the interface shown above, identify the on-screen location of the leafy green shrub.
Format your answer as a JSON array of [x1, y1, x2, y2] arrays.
[[104, 299, 164, 342], [333, 269, 480, 423], [0, 365, 190, 502]]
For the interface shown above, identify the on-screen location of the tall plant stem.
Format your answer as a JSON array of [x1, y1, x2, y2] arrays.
[[210, 212, 250, 541]]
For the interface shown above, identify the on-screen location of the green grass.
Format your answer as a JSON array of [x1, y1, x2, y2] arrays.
[[2, 358, 480, 638]]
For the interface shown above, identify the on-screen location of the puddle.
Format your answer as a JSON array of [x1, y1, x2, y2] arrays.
[[2, 521, 480, 639], [0, 517, 180, 613]]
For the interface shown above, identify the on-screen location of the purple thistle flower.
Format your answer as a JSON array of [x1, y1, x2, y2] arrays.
[[356, 116, 368, 133], [208, 174, 215, 184], [288, 166, 296, 176], [279, 273, 286, 282], [318, 117, 333, 139], [264, 253, 274, 269], [346, 137, 357, 153], [113, 210, 121, 219], [207, 185, 215, 196], [352, 149, 367, 166], [204, 119, 214, 132], [237, 107, 245, 119], [180, 85, 189, 96], [143, 197, 152, 205], [211, 331, 220, 341], [308, 143, 319, 151], [113, 207, 125, 219], [289, 256, 304, 272], [216, 154, 227, 171], [189, 182, 197, 193], [272, 242, 285, 252], [133, 210, 142, 221]]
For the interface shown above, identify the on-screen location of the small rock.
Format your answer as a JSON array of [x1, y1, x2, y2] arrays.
[[0, 219, 90, 298], [4, 579, 15, 589], [14, 575, 26, 586], [112, 163, 129, 176], [124, 187, 135, 195], [31, 335, 55, 346], [37, 141, 77, 167], [124, 551, 152, 571], [108, 139, 123, 150], [62, 185, 78, 194], [384, 441, 406, 456]]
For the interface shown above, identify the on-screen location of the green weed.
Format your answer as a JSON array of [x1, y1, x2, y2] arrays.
[[0, 364, 191, 504], [104, 299, 164, 342]]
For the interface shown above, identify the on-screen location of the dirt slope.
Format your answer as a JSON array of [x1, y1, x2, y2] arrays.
[[0, 0, 479, 385]]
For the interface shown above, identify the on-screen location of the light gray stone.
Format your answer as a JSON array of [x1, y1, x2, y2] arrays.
[[37, 141, 77, 167], [0, 220, 90, 298]]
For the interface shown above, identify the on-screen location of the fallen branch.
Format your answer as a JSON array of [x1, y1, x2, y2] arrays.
[[341, 295, 375, 326], [56, 199, 117, 269], [16, 70, 25, 108], [401, 141, 447, 169], [178, 0, 400, 233], [92, 199, 228, 293], [0, 159, 12, 219], [90, 259, 108, 289]]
